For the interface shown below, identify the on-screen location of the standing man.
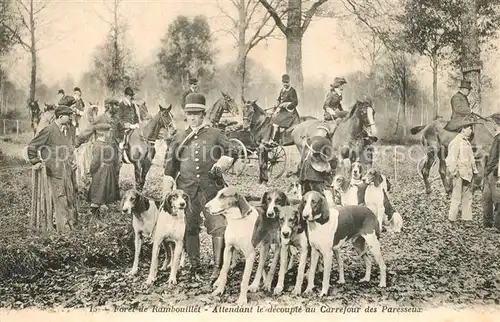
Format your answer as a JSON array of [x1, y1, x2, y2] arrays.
[[57, 89, 66, 103], [444, 80, 474, 131], [27, 105, 78, 231], [163, 93, 236, 282], [323, 77, 348, 122], [181, 77, 199, 109], [482, 113, 500, 231], [58, 95, 77, 145], [117, 87, 140, 150], [72, 87, 85, 131], [299, 136, 336, 194], [264, 74, 299, 147], [445, 119, 479, 223]]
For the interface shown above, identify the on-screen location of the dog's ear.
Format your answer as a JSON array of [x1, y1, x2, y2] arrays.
[[260, 191, 268, 208], [163, 192, 174, 214], [341, 176, 349, 191], [238, 193, 252, 217], [373, 171, 383, 187], [386, 177, 391, 192], [134, 194, 150, 214], [320, 194, 329, 215], [280, 191, 290, 206], [119, 194, 126, 212]]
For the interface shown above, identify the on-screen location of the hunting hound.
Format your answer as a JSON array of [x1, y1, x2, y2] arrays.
[[363, 168, 403, 233], [205, 186, 281, 304], [121, 189, 189, 285], [300, 190, 387, 296], [274, 205, 309, 295]]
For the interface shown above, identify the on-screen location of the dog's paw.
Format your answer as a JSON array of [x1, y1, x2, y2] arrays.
[[337, 279, 345, 285], [211, 287, 224, 297], [303, 287, 314, 295], [126, 268, 138, 276], [145, 276, 155, 285], [291, 287, 302, 296], [359, 277, 370, 283], [235, 295, 248, 305], [273, 286, 283, 296], [248, 283, 260, 293], [378, 281, 387, 288], [319, 290, 328, 297], [167, 277, 177, 285], [263, 282, 273, 292]]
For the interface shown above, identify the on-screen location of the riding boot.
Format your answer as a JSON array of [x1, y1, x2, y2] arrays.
[[265, 125, 279, 146], [185, 234, 201, 281], [210, 236, 225, 281]]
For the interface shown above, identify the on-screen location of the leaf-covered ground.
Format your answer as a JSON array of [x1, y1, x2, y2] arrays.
[[0, 141, 499, 311]]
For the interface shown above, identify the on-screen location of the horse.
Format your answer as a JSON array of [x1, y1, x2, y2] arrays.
[[122, 104, 177, 191], [410, 113, 497, 195], [239, 98, 320, 183], [28, 100, 41, 135], [205, 92, 240, 128]]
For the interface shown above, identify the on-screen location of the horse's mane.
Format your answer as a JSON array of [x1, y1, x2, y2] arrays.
[[344, 100, 363, 121]]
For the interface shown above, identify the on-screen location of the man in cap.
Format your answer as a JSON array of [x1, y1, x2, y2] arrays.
[[324, 77, 349, 122], [444, 80, 474, 131], [117, 87, 140, 149], [481, 112, 500, 231], [264, 73, 299, 147], [57, 89, 65, 103], [27, 105, 79, 231], [58, 95, 78, 145], [445, 119, 479, 223], [72, 87, 85, 130], [163, 92, 238, 282], [181, 77, 199, 109], [76, 98, 123, 181], [299, 135, 337, 194]]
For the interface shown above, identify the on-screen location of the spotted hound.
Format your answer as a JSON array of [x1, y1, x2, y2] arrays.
[[205, 186, 282, 304], [300, 190, 387, 297]]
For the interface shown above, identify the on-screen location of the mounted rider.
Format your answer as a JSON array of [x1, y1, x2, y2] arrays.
[[264, 74, 299, 147], [444, 80, 475, 132], [117, 87, 141, 150], [72, 87, 85, 130], [181, 77, 199, 109], [323, 77, 349, 122]]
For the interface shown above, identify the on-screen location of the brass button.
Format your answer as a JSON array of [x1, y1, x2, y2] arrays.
[[196, 166, 200, 170], [195, 158, 199, 162], [195, 151, 199, 154], [194, 135, 198, 139], [196, 174, 200, 178]]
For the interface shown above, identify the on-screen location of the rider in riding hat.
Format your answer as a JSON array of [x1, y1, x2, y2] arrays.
[[265, 74, 299, 147], [444, 80, 474, 132], [324, 77, 349, 122], [117, 87, 140, 149], [72, 87, 85, 130]]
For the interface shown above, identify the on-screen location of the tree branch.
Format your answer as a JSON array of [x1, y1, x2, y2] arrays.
[[217, 0, 238, 28], [258, 0, 287, 34], [301, 0, 327, 34], [34, 0, 51, 16]]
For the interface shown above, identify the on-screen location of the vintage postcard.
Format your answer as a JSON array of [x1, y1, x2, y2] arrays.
[[0, 0, 499, 321]]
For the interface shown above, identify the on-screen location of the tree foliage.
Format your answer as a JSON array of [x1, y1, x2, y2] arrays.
[[0, 0, 18, 57], [156, 15, 217, 100]]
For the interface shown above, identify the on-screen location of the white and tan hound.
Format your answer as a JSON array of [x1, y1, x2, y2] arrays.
[[300, 190, 387, 297], [274, 205, 309, 296], [363, 168, 403, 233], [205, 186, 279, 304], [121, 189, 189, 285]]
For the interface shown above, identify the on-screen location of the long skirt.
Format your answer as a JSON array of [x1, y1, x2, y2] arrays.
[[89, 164, 120, 205]]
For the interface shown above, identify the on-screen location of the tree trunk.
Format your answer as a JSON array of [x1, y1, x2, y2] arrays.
[[236, 0, 247, 99], [29, 0, 36, 102], [460, 0, 481, 114], [286, 0, 304, 110], [429, 52, 439, 119]]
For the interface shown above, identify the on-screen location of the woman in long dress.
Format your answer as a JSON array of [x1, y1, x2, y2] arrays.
[[75, 103, 98, 188]]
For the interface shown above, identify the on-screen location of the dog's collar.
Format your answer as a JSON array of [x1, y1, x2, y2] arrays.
[[308, 211, 329, 225]]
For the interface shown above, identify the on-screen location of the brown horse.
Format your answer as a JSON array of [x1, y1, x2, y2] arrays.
[[206, 92, 240, 127], [410, 113, 497, 195], [28, 100, 41, 136], [122, 104, 176, 191]]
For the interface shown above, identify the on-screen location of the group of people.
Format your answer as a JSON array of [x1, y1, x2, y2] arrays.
[[27, 86, 145, 229]]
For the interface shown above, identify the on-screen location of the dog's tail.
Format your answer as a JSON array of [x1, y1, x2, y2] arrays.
[[387, 212, 403, 233]]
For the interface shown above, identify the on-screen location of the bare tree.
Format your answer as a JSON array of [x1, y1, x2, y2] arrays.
[[216, 0, 279, 98], [3, 0, 51, 103], [258, 0, 328, 104]]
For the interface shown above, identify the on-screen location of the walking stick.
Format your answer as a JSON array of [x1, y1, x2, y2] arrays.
[[30, 167, 37, 228]]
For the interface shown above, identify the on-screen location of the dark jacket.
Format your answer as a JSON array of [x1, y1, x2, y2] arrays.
[[450, 92, 471, 120], [299, 139, 337, 185], [323, 91, 343, 121], [27, 122, 75, 179], [76, 113, 123, 147], [118, 100, 139, 125], [164, 125, 237, 197], [485, 133, 500, 177], [272, 87, 299, 128]]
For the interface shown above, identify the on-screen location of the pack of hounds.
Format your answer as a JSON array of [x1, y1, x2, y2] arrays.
[[120, 161, 404, 304]]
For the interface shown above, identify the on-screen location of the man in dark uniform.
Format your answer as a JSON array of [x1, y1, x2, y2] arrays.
[[163, 93, 237, 281], [444, 80, 473, 131], [482, 112, 500, 231], [117, 87, 140, 149], [181, 78, 199, 109], [72, 87, 85, 131], [299, 135, 336, 194], [27, 105, 79, 231], [264, 74, 299, 147], [323, 77, 349, 121]]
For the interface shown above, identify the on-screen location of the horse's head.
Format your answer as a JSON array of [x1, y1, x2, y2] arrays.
[[158, 104, 176, 137], [221, 91, 239, 116], [348, 99, 378, 142], [28, 100, 40, 112], [241, 97, 260, 129]]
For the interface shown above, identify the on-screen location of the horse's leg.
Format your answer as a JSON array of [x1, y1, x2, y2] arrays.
[[438, 146, 451, 196], [421, 146, 436, 195], [139, 146, 154, 191], [258, 144, 269, 185]]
